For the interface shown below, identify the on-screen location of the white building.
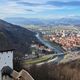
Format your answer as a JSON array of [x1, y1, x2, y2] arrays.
[[0, 49, 14, 80], [61, 30, 65, 37], [77, 32, 80, 37]]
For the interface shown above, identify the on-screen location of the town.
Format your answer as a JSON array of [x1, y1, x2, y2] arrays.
[[43, 30, 80, 51], [24, 25, 80, 64]]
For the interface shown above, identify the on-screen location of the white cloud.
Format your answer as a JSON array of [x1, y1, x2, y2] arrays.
[[19, 0, 48, 3], [19, 0, 74, 3], [21, 3, 64, 13], [0, 1, 36, 19], [0, 0, 79, 19], [0, 2, 26, 14]]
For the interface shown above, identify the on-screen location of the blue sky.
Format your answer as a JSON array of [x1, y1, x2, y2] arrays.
[[0, 0, 80, 19]]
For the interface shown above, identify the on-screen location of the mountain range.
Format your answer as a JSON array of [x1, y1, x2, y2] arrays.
[[5, 17, 80, 26]]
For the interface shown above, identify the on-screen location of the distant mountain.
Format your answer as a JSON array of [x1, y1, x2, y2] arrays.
[[0, 19, 38, 57], [5, 17, 80, 26], [5, 17, 44, 26]]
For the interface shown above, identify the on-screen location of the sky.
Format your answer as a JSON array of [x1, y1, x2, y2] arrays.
[[0, 0, 80, 19]]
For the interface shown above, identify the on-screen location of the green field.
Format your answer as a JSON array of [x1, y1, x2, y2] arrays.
[[24, 54, 53, 65]]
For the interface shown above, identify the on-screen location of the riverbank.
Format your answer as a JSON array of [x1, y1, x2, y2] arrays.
[[60, 51, 80, 63], [36, 33, 64, 53], [35, 32, 65, 64], [24, 54, 54, 65]]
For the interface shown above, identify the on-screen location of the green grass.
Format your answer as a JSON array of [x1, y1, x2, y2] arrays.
[[24, 54, 53, 65]]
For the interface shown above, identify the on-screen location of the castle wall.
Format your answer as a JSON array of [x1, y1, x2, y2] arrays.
[[0, 51, 13, 80], [0, 51, 13, 70], [0, 71, 2, 80]]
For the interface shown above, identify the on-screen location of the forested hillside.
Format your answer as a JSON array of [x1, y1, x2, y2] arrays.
[[0, 19, 38, 56]]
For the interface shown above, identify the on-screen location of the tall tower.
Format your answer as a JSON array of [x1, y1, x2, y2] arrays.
[[61, 30, 65, 37]]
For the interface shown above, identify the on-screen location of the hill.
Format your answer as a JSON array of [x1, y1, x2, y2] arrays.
[[0, 19, 38, 57]]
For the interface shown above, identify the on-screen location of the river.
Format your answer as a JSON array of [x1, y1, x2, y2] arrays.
[[36, 33, 64, 64]]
